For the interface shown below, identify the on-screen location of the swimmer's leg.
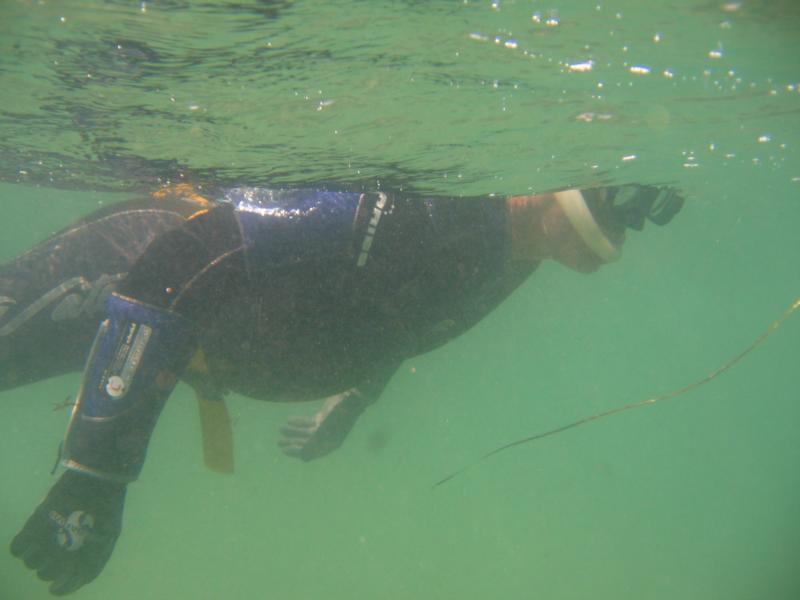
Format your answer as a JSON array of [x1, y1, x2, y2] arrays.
[[0, 195, 204, 393]]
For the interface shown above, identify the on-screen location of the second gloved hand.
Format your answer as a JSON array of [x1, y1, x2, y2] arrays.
[[278, 389, 367, 461]]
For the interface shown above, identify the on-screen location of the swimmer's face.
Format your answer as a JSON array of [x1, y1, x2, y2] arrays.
[[546, 210, 620, 273], [507, 192, 624, 272]]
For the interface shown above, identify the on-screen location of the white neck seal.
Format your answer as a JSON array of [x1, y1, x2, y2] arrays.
[[554, 189, 620, 263]]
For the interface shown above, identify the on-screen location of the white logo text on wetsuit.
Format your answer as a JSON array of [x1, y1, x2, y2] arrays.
[[357, 193, 388, 267]]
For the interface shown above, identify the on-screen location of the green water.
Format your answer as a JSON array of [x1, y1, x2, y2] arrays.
[[1, 1, 798, 598]]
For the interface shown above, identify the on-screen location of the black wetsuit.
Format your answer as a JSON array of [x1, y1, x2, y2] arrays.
[[5, 183, 686, 597], [0, 187, 536, 402]]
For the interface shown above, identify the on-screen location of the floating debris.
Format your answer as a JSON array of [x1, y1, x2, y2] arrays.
[[569, 61, 594, 73], [53, 395, 75, 412]]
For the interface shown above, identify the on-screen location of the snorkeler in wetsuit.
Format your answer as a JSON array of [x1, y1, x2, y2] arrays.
[[2, 182, 682, 595]]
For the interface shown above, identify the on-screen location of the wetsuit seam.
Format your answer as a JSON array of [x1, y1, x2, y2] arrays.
[[170, 246, 246, 310], [8, 209, 188, 265]]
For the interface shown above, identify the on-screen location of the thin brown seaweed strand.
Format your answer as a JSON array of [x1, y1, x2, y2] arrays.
[[434, 297, 800, 489]]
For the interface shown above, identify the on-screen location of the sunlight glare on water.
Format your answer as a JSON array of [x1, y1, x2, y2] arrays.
[[0, 0, 797, 196]]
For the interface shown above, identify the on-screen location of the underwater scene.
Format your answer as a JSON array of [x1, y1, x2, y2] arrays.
[[1, 1, 798, 598]]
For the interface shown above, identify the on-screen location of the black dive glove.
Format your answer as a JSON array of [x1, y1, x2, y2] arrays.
[[10, 470, 126, 596]]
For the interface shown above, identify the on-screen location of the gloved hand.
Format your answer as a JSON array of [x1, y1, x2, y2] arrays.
[[10, 470, 126, 596], [278, 389, 367, 461]]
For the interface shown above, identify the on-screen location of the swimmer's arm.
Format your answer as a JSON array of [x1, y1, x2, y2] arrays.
[[278, 363, 399, 461]]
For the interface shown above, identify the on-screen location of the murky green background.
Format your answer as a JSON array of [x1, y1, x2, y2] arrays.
[[1, 1, 798, 598]]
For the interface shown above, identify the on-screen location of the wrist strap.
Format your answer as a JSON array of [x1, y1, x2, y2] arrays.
[[62, 293, 195, 482]]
